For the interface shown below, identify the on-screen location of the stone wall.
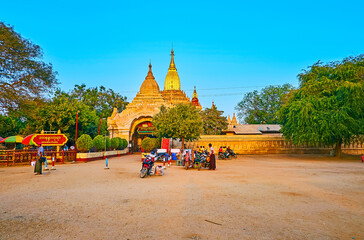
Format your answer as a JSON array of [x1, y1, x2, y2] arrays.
[[186, 134, 364, 155]]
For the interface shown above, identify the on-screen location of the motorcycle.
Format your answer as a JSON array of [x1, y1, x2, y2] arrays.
[[218, 152, 226, 160], [140, 155, 155, 178], [195, 152, 210, 170]]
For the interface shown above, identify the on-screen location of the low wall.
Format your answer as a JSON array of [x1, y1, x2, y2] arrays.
[[186, 134, 364, 155], [77, 149, 129, 162]]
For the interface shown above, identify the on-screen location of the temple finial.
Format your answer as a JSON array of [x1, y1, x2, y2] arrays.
[[169, 47, 176, 70]]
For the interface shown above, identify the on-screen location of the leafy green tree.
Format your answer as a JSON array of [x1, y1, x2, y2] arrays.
[[0, 114, 26, 137], [0, 22, 58, 114], [279, 55, 364, 157], [71, 84, 128, 119], [27, 90, 101, 144], [76, 134, 93, 152], [201, 104, 228, 135], [236, 84, 294, 124], [152, 104, 203, 149]]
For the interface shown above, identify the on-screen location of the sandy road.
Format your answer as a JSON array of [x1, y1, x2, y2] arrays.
[[0, 154, 363, 240]]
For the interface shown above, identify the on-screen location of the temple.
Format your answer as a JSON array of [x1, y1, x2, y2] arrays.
[[107, 49, 201, 151]]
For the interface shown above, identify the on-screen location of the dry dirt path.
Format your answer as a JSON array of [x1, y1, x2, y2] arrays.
[[0, 154, 363, 240]]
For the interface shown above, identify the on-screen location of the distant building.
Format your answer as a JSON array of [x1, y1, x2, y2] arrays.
[[223, 113, 281, 135]]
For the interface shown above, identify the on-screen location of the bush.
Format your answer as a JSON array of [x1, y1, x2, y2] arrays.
[[76, 134, 93, 152], [120, 138, 128, 149], [141, 137, 154, 152], [141, 137, 159, 152], [106, 137, 111, 150], [93, 135, 106, 152], [111, 138, 119, 150]]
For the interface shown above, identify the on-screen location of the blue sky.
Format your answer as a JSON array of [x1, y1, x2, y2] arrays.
[[2, 0, 363, 121]]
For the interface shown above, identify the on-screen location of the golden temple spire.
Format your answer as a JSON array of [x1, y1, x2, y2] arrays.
[[164, 48, 181, 91], [169, 48, 176, 70]]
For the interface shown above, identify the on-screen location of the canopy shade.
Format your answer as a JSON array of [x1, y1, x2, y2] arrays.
[[0, 136, 24, 143], [0, 137, 3, 142], [22, 134, 36, 145]]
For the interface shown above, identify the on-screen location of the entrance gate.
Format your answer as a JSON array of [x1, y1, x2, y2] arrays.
[[131, 121, 156, 152]]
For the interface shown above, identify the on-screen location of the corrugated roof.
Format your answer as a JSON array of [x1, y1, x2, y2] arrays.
[[223, 124, 281, 135]]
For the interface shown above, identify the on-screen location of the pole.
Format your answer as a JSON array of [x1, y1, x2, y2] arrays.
[[75, 111, 79, 149], [98, 118, 102, 135]]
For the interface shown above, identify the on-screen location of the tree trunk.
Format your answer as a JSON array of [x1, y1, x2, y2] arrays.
[[335, 139, 342, 158], [181, 138, 184, 151]]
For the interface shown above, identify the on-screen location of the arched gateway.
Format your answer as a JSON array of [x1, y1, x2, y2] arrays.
[[107, 49, 201, 151]]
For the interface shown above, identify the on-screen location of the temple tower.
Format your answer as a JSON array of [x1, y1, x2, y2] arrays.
[[161, 48, 190, 105], [191, 86, 202, 110], [164, 48, 181, 91]]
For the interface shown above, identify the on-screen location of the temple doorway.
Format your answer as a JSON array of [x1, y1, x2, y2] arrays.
[[130, 121, 156, 152]]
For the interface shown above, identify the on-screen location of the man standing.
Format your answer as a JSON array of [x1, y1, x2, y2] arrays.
[[34, 143, 45, 175], [209, 143, 216, 170]]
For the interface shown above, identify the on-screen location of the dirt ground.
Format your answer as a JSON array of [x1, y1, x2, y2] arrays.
[[0, 154, 363, 240]]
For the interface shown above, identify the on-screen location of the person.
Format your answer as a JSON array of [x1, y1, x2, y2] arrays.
[[34, 143, 45, 175], [209, 143, 216, 170], [128, 141, 132, 154], [219, 146, 223, 153]]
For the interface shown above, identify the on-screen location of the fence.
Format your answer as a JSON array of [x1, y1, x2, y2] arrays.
[[0, 150, 77, 166]]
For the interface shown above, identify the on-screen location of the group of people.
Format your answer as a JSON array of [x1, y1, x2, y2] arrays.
[[219, 146, 236, 158], [194, 143, 216, 170]]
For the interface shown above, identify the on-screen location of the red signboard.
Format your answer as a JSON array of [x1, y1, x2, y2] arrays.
[[161, 138, 170, 151], [33, 134, 68, 146]]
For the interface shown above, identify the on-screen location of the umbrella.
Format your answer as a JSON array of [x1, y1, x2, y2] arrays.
[[22, 134, 36, 145], [0, 137, 3, 142], [1, 136, 24, 143]]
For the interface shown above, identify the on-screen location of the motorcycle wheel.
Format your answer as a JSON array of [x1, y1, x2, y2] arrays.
[[185, 162, 189, 170], [140, 167, 148, 178]]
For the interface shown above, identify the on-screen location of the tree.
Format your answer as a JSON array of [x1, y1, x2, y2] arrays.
[[71, 84, 128, 119], [0, 113, 26, 137], [0, 22, 58, 114], [200, 104, 228, 135], [279, 55, 364, 157], [27, 90, 99, 145], [235, 84, 294, 124], [76, 134, 93, 152], [152, 104, 203, 148]]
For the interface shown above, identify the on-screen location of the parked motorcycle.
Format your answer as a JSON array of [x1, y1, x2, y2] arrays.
[[140, 155, 155, 178], [195, 152, 210, 170], [218, 152, 226, 160]]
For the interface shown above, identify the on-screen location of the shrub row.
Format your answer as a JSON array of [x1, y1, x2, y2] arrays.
[[76, 134, 128, 152]]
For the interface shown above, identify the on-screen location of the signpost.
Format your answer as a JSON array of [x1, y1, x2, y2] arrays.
[[32, 134, 68, 146]]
